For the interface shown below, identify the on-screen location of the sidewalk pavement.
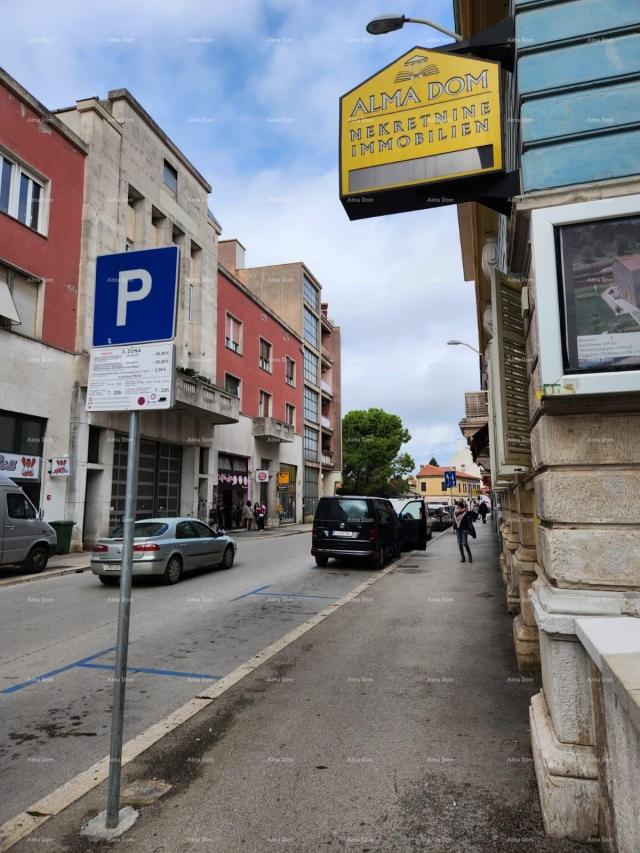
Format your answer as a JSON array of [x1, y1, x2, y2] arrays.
[[11, 524, 596, 852]]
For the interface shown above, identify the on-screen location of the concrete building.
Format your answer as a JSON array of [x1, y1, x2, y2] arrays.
[[455, 0, 640, 846], [55, 88, 238, 547], [0, 68, 86, 520], [414, 464, 481, 505], [216, 240, 303, 528], [228, 259, 342, 520]]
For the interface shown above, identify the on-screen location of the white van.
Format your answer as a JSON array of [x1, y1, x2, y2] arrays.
[[0, 473, 57, 572]]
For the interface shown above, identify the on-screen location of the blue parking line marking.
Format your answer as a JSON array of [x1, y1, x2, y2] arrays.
[[252, 591, 338, 600], [1, 646, 116, 695], [79, 662, 221, 681], [230, 583, 271, 602]]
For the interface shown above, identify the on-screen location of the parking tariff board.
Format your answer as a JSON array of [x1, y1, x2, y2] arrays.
[[86, 342, 175, 412]]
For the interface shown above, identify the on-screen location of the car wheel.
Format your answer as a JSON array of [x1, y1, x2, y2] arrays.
[[162, 555, 183, 585], [315, 555, 329, 567], [221, 545, 234, 570], [99, 575, 119, 586], [22, 545, 49, 573]]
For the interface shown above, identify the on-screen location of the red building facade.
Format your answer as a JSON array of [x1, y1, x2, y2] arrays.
[[0, 69, 86, 351], [217, 268, 303, 431]]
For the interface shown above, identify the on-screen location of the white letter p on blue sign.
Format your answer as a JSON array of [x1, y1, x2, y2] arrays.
[[116, 269, 152, 326]]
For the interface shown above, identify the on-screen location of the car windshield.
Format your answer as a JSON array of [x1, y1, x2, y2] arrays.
[[109, 521, 168, 538], [316, 498, 370, 523]]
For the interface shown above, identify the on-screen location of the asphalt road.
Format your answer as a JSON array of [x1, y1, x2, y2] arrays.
[[0, 530, 382, 824]]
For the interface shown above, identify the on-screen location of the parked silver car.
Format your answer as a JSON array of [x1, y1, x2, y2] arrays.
[[91, 517, 236, 586]]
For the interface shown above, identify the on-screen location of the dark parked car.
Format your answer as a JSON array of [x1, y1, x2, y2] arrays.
[[427, 503, 454, 530], [311, 495, 427, 569]]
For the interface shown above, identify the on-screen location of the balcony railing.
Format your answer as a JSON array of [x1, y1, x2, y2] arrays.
[[464, 391, 488, 419], [321, 415, 332, 430], [321, 380, 333, 396], [321, 453, 333, 466], [174, 373, 239, 424], [252, 416, 294, 443]]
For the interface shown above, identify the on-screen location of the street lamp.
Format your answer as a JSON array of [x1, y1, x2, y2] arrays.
[[447, 339, 486, 366], [366, 13, 463, 42]]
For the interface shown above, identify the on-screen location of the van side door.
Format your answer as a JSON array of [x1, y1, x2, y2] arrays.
[[397, 500, 428, 551], [2, 491, 38, 565]]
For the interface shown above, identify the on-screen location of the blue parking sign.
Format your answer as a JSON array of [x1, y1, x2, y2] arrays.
[[93, 246, 179, 346]]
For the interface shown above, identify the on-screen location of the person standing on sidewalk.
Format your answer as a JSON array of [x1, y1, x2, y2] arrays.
[[478, 500, 489, 524], [255, 502, 266, 531], [242, 501, 254, 531], [453, 499, 476, 563]]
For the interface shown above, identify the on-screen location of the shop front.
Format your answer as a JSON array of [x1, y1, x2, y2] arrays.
[[0, 410, 46, 507], [277, 463, 297, 524], [110, 433, 182, 529], [217, 454, 249, 530]]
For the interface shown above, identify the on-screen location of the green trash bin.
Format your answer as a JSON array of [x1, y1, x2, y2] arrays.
[[50, 520, 75, 555]]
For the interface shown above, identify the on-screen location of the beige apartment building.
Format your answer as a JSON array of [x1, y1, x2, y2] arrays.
[[56, 89, 239, 547], [224, 257, 343, 519]]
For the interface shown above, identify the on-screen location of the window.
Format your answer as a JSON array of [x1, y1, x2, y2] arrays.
[[259, 390, 271, 417], [285, 403, 295, 426], [224, 373, 241, 399], [163, 159, 178, 193], [303, 465, 319, 515], [192, 520, 215, 537], [304, 307, 319, 348], [303, 348, 318, 384], [259, 338, 272, 371], [303, 276, 319, 311], [187, 283, 194, 323], [285, 357, 295, 386], [304, 425, 318, 461], [304, 386, 319, 423], [0, 153, 46, 234], [6, 493, 36, 520], [0, 263, 39, 337], [176, 520, 197, 539], [420, 482, 426, 493], [226, 314, 242, 353], [316, 498, 369, 522]]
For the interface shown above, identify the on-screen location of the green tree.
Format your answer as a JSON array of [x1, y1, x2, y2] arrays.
[[428, 456, 439, 466], [342, 408, 414, 496]]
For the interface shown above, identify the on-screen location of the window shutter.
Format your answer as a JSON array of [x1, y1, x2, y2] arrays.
[[494, 271, 531, 468], [11, 271, 38, 337]]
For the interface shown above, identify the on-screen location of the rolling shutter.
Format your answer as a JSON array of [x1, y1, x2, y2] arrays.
[[494, 271, 531, 468], [0, 263, 20, 324], [10, 270, 38, 337]]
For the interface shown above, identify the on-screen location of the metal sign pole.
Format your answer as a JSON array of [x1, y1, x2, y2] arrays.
[[106, 409, 139, 828]]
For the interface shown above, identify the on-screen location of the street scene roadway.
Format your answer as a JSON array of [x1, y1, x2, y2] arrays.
[[0, 531, 379, 824]]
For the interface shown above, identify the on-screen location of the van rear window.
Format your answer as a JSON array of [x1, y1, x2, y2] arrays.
[[316, 499, 371, 523]]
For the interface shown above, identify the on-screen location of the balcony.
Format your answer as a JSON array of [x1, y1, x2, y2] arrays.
[[464, 391, 488, 419], [321, 346, 333, 368], [320, 380, 333, 398], [321, 452, 333, 467], [321, 415, 332, 431], [174, 372, 239, 424], [252, 416, 294, 443]]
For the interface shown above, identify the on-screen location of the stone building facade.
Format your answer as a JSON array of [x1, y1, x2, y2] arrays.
[[455, 0, 640, 848]]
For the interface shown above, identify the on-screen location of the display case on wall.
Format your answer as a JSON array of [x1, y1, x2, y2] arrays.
[[532, 193, 640, 396]]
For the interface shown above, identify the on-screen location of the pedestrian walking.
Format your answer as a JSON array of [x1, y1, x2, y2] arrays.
[[478, 501, 489, 524], [257, 502, 267, 531], [242, 501, 254, 531], [453, 499, 477, 563]]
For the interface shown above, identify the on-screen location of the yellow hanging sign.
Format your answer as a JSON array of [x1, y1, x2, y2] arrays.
[[340, 48, 503, 198]]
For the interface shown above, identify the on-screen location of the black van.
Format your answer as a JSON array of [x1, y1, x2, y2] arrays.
[[312, 495, 425, 569]]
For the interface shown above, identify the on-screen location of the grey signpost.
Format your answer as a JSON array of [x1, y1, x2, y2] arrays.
[[84, 246, 179, 834], [106, 409, 139, 827]]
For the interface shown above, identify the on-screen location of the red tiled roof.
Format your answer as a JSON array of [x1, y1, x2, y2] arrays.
[[416, 464, 480, 481], [616, 255, 640, 272]]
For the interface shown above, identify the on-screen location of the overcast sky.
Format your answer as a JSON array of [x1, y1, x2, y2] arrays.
[[2, 0, 480, 469]]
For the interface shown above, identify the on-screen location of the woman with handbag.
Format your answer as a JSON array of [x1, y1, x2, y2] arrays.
[[453, 500, 476, 563]]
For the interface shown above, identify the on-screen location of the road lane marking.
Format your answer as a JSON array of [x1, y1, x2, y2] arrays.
[[252, 591, 338, 600], [1, 647, 116, 695], [0, 556, 404, 851], [229, 583, 271, 602], [78, 662, 221, 681]]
